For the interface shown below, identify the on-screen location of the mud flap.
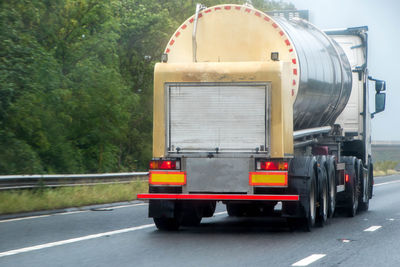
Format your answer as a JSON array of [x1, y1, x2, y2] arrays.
[[282, 156, 316, 218], [149, 200, 176, 218]]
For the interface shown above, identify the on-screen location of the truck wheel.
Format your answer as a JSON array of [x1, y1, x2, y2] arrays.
[[287, 218, 302, 231], [358, 161, 369, 212], [226, 203, 245, 217], [317, 166, 328, 227], [202, 201, 216, 217], [369, 162, 374, 199], [326, 159, 337, 218], [241, 204, 267, 216], [347, 181, 359, 217], [347, 159, 359, 217], [181, 214, 202, 226], [181, 205, 203, 226], [227, 203, 256, 216], [154, 217, 181, 231], [358, 193, 369, 212], [261, 203, 276, 216], [304, 168, 317, 231]]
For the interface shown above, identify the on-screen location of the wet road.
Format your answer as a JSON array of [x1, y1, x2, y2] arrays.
[[1, 175, 400, 267]]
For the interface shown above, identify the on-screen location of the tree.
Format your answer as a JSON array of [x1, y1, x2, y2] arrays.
[[0, 0, 295, 174]]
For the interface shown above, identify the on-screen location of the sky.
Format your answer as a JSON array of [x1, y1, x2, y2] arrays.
[[285, 0, 400, 141]]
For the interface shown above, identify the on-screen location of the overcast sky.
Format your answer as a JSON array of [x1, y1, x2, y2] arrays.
[[286, 0, 400, 141]]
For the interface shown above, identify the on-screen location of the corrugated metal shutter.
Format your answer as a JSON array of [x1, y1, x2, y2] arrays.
[[167, 83, 269, 153]]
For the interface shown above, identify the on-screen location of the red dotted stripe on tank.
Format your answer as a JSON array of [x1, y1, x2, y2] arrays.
[[164, 5, 298, 95]]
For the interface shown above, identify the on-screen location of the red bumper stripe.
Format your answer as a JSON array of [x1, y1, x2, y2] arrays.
[[137, 193, 299, 201]]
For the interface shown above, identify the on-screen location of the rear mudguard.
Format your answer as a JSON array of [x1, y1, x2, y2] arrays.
[[282, 156, 316, 218], [336, 156, 357, 206]]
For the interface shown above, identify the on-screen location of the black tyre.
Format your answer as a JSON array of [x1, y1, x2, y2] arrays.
[[326, 159, 337, 218], [202, 201, 216, 217], [304, 168, 317, 231], [226, 203, 248, 217], [358, 161, 369, 212], [317, 166, 328, 227], [368, 161, 374, 199], [260, 203, 276, 216], [242, 204, 265, 216], [347, 160, 359, 217], [347, 182, 359, 217], [181, 205, 203, 226], [154, 217, 181, 231], [181, 215, 202, 226], [358, 193, 369, 212], [287, 217, 301, 231]]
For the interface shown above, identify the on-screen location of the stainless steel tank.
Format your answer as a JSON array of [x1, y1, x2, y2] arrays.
[[163, 5, 352, 131], [274, 17, 352, 130]]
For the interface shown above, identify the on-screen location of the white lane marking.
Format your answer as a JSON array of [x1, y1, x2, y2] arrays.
[[55, 211, 86, 216], [0, 203, 148, 223], [214, 211, 228, 216], [110, 203, 148, 209], [374, 180, 400, 187], [364, 225, 382, 232], [0, 215, 50, 223], [0, 224, 155, 258], [292, 254, 326, 266]]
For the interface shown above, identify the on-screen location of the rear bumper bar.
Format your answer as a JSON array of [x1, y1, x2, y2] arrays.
[[137, 193, 299, 201]]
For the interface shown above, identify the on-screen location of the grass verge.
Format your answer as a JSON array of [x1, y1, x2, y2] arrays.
[[0, 180, 148, 215], [374, 169, 398, 177], [373, 160, 400, 177]]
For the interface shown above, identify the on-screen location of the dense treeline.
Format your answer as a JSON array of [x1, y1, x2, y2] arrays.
[[0, 0, 293, 174]]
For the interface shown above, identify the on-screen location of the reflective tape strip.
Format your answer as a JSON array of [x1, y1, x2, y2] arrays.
[[137, 193, 299, 201], [249, 171, 288, 186], [149, 171, 186, 185]]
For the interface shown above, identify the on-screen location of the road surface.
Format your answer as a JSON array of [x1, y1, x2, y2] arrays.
[[1, 175, 400, 266]]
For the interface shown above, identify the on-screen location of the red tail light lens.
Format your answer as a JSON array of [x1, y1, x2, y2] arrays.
[[159, 160, 176, 170], [283, 162, 289, 170], [149, 160, 180, 170], [261, 161, 278, 170], [149, 161, 158, 170], [345, 174, 349, 183], [257, 161, 288, 171]]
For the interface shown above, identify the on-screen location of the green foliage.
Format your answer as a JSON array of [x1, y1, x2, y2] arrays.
[[251, 0, 295, 10], [0, 0, 294, 174]]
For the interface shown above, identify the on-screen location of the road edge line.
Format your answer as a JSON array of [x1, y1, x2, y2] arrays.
[[292, 254, 326, 266], [0, 224, 155, 258]]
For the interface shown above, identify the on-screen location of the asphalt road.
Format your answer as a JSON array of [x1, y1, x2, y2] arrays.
[[1, 175, 400, 267]]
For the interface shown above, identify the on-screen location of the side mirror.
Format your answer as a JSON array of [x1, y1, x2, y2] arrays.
[[375, 80, 386, 92], [369, 77, 387, 118], [372, 92, 386, 118]]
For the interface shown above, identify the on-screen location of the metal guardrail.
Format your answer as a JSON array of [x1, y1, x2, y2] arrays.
[[0, 172, 149, 190]]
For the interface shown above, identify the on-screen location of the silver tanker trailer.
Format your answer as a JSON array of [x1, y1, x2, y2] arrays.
[[138, 4, 387, 231]]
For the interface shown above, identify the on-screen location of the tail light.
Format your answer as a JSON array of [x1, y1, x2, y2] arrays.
[[149, 159, 180, 170], [256, 160, 288, 171]]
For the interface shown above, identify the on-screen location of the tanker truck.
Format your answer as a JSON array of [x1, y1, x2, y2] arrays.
[[137, 4, 387, 231]]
